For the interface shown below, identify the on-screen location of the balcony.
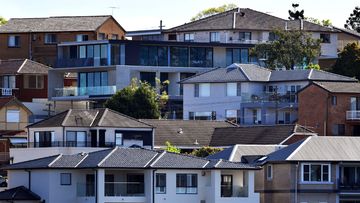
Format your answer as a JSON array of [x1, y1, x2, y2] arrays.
[[56, 58, 109, 68], [26, 141, 116, 148], [0, 88, 18, 97], [241, 92, 298, 103], [226, 39, 269, 44], [53, 86, 116, 99], [346, 111, 360, 121], [105, 182, 144, 197], [338, 179, 360, 192]]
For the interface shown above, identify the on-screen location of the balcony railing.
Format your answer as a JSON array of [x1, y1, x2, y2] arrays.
[[241, 92, 298, 103], [226, 39, 269, 44], [56, 58, 109, 68], [26, 141, 117, 148], [105, 182, 145, 197], [346, 111, 360, 120], [0, 88, 18, 97], [77, 183, 95, 197], [53, 86, 116, 98], [338, 179, 360, 191]]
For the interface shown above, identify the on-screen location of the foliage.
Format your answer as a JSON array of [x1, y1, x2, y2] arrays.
[[190, 146, 223, 158], [190, 4, 237, 22], [305, 17, 332, 27], [104, 78, 168, 119], [0, 16, 7, 26], [251, 29, 321, 70], [345, 6, 360, 33], [288, 3, 304, 20], [332, 42, 360, 79], [305, 63, 320, 70], [164, 141, 181, 153]]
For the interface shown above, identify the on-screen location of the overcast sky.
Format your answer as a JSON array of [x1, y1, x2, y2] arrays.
[[1, 0, 358, 30]]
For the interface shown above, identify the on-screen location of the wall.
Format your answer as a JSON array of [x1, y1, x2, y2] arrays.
[[16, 74, 48, 102], [97, 17, 126, 40], [0, 33, 30, 60], [0, 103, 31, 131]]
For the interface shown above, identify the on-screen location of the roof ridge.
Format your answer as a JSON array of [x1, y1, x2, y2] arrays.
[[312, 69, 357, 81], [61, 109, 72, 126], [149, 151, 166, 167], [48, 154, 63, 167], [26, 110, 69, 128], [97, 147, 118, 167], [286, 136, 312, 160], [105, 108, 153, 127], [74, 153, 89, 168], [179, 67, 221, 83], [94, 108, 105, 127], [229, 145, 238, 161]]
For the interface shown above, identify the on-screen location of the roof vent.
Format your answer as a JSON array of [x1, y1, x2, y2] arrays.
[[194, 139, 199, 145], [177, 128, 183, 134]]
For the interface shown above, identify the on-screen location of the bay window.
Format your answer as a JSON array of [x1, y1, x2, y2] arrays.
[[302, 163, 330, 183]]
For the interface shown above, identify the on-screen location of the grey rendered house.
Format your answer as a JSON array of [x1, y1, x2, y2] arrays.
[[180, 63, 357, 125]]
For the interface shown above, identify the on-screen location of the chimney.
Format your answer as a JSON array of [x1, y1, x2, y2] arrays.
[[285, 21, 288, 30], [233, 8, 240, 29], [300, 19, 304, 30]]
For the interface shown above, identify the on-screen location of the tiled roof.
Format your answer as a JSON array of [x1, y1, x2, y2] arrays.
[[166, 8, 337, 33], [210, 124, 315, 146], [4, 147, 258, 170], [0, 15, 123, 33], [0, 186, 41, 201], [140, 119, 236, 147], [312, 81, 360, 93], [28, 108, 152, 128], [0, 59, 50, 75], [180, 64, 358, 84], [0, 97, 32, 115]]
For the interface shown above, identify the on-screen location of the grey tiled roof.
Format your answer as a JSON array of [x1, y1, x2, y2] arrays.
[[0, 186, 41, 201], [141, 119, 236, 147], [0, 15, 121, 33], [28, 108, 152, 129], [211, 159, 259, 169], [166, 8, 337, 33], [0, 59, 50, 75], [181, 64, 357, 84], [312, 81, 360, 93], [4, 147, 257, 170]]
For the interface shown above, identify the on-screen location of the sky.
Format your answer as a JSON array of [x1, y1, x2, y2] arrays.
[[0, 0, 358, 31]]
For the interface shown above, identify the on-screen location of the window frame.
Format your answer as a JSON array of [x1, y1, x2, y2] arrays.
[[155, 173, 166, 194], [8, 35, 20, 48], [60, 173, 72, 185], [320, 33, 331, 43], [199, 83, 210, 97], [23, 75, 44, 89], [301, 163, 331, 183], [6, 109, 20, 123], [210, 32, 220, 42], [176, 173, 198, 194], [331, 96, 337, 106], [184, 33, 195, 42], [115, 132, 123, 146], [226, 83, 237, 97], [267, 164, 273, 180], [44, 33, 57, 44]]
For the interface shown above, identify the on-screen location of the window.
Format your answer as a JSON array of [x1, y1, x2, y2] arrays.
[[76, 34, 89, 42], [267, 165, 273, 180], [140, 72, 156, 87], [34, 131, 54, 147], [210, 32, 220, 42], [176, 174, 197, 194], [226, 48, 250, 65], [184, 33, 194, 42], [189, 112, 215, 120], [111, 34, 118, 40], [170, 47, 189, 67], [156, 173, 166, 194], [226, 110, 240, 123], [168, 34, 177, 41], [253, 109, 261, 124], [0, 75, 16, 88], [44, 34, 57, 44], [320, 33, 331, 43], [332, 124, 345, 136], [23, 75, 44, 89], [98, 33, 106, 40], [139, 46, 168, 66], [86, 174, 95, 196], [302, 164, 330, 183], [127, 174, 144, 195], [268, 32, 279, 41], [199, 83, 210, 97], [239, 32, 251, 41], [66, 131, 86, 147], [331, 96, 337, 106], [8, 35, 20, 47], [6, 110, 19, 122], [226, 83, 237, 96], [60, 173, 71, 185], [221, 175, 233, 197], [189, 47, 213, 67], [115, 132, 123, 146]]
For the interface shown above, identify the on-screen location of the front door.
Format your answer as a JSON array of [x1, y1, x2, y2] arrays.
[[221, 175, 233, 197], [90, 130, 97, 147]]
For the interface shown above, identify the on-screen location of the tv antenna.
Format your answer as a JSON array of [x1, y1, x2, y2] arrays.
[[109, 6, 119, 15]]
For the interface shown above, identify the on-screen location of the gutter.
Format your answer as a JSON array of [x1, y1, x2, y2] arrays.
[[152, 169, 156, 203]]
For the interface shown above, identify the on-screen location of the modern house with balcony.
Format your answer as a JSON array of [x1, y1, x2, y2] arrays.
[[298, 81, 360, 136], [3, 147, 260, 203], [256, 136, 360, 203], [10, 108, 154, 163], [0, 15, 125, 67], [180, 64, 358, 125]]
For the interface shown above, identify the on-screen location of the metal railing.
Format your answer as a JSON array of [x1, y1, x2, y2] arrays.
[[56, 58, 109, 68], [1, 88, 13, 96], [227, 39, 269, 44], [27, 141, 117, 148], [105, 182, 145, 197], [241, 92, 298, 103], [338, 178, 360, 190], [53, 86, 116, 97], [346, 111, 360, 120]]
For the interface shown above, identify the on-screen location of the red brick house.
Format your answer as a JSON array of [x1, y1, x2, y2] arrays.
[[0, 59, 50, 102], [298, 81, 360, 136]]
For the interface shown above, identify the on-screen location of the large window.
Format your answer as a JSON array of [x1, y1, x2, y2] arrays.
[[189, 111, 216, 120], [66, 131, 86, 147], [320, 33, 331, 43], [139, 46, 168, 66], [23, 75, 44, 89], [210, 32, 220, 42], [221, 175, 233, 197], [8, 35, 20, 47], [199, 83, 210, 97], [0, 75, 16, 88], [76, 34, 89, 42], [6, 110, 19, 122], [170, 47, 189, 67], [226, 48, 250, 65], [127, 174, 144, 195], [78, 71, 108, 93], [226, 110, 240, 123], [184, 33, 194, 42], [156, 173, 166, 194], [44, 33, 57, 44], [176, 174, 197, 194], [60, 173, 71, 185], [140, 72, 156, 87], [190, 47, 213, 67], [302, 164, 330, 183], [239, 32, 251, 41], [34, 131, 54, 147]]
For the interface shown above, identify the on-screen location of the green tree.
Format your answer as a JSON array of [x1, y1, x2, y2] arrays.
[[305, 17, 332, 27], [332, 42, 360, 79], [164, 141, 181, 153], [345, 6, 360, 33], [288, 3, 304, 20], [251, 29, 321, 70], [190, 4, 237, 22], [104, 78, 168, 119], [0, 16, 7, 26], [190, 146, 223, 158], [305, 63, 320, 70]]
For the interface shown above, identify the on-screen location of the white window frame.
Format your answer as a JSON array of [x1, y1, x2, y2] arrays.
[[44, 33, 57, 44], [76, 34, 89, 42], [6, 110, 20, 123], [115, 132, 123, 146], [199, 83, 210, 97], [226, 83, 237, 97], [301, 163, 331, 183], [8, 35, 20, 47], [60, 173, 71, 185], [210, 32, 220, 42], [184, 33, 194, 42], [266, 164, 273, 180]]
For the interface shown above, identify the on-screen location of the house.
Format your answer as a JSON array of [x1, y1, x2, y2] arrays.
[[255, 136, 360, 203], [298, 81, 360, 136], [0, 59, 50, 102], [0, 15, 126, 67], [335, 27, 360, 52], [180, 63, 358, 125], [10, 108, 154, 163], [3, 147, 260, 203]]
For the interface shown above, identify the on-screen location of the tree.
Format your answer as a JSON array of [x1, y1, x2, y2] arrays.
[[305, 17, 332, 27], [164, 141, 181, 153], [0, 16, 7, 26], [190, 4, 237, 22], [190, 146, 223, 158], [104, 78, 168, 119], [251, 29, 321, 70], [332, 42, 360, 79], [288, 3, 304, 20], [345, 6, 360, 33], [305, 63, 320, 70]]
